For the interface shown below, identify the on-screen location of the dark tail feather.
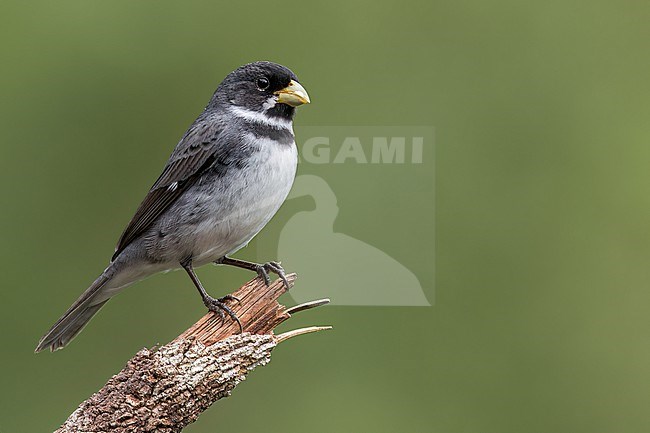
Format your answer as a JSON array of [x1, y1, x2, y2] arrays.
[[35, 274, 111, 353]]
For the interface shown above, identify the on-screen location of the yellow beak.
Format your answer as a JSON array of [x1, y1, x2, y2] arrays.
[[275, 80, 310, 106]]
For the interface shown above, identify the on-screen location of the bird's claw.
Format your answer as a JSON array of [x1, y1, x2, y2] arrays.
[[203, 295, 243, 333], [255, 261, 290, 289], [218, 294, 241, 303]]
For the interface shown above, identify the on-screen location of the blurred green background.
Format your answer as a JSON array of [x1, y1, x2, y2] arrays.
[[2, 0, 650, 432]]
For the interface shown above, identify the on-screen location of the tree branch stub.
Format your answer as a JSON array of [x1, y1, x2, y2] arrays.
[[54, 274, 330, 433]]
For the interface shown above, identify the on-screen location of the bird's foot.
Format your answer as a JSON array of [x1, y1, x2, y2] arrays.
[[214, 256, 290, 289], [203, 295, 243, 333], [254, 261, 290, 288]]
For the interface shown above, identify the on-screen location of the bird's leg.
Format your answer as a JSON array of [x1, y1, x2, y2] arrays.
[[181, 260, 242, 332], [214, 256, 290, 288]]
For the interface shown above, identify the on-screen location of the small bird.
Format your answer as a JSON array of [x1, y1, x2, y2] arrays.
[[36, 61, 310, 352]]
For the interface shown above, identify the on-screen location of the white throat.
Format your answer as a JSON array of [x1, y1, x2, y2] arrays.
[[228, 106, 293, 130]]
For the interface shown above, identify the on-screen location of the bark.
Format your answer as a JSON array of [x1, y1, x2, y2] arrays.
[[54, 274, 329, 433]]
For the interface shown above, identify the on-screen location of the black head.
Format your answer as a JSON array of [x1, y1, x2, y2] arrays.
[[210, 61, 310, 121]]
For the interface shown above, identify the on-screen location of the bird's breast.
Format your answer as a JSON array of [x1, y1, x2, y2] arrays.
[[185, 137, 298, 264]]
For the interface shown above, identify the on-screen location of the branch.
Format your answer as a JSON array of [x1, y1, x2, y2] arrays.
[[54, 274, 330, 433]]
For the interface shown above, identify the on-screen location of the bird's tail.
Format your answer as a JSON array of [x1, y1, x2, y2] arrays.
[[35, 273, 113, 353]]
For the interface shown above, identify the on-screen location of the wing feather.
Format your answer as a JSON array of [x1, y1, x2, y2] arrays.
[[112, 118, 224, 260]]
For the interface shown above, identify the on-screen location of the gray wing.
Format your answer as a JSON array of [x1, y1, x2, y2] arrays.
[[112, 118, 225, 261]]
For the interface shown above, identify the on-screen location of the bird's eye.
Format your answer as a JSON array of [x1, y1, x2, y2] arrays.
[[257, 77, 270, 90]]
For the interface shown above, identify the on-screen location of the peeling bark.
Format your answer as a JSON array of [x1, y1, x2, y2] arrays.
[[53, 274, 329, 433]]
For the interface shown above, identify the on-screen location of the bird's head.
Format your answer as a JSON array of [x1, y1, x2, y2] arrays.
[[211, 61, 310, 122]]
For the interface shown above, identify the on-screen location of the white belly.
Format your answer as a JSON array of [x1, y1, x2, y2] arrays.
[[191, 138, 297, 265]]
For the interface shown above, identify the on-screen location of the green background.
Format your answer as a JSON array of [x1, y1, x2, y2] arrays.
[[1, 1, 650, 432]]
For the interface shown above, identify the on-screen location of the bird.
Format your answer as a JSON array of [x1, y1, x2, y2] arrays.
[[35, 61, 310, 353]]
